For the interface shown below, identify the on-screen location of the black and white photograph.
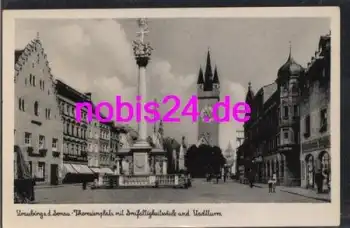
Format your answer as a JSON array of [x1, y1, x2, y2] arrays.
[[3, 7, 340, 227]]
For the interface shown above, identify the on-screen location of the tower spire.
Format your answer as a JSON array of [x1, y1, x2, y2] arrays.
[[197, 66, 204, 84], [213, 65, 219, 84], [204, 49, 213, 90], [288, 41, 292, 60]]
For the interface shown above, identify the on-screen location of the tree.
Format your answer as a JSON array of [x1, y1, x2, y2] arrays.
[[185, 144, 198, 176], [212, 146, 226, 174]]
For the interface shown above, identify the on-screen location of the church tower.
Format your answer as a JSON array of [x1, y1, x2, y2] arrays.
[[197, 50, 220, 146]]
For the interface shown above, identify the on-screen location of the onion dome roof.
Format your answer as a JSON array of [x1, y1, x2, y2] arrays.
[[277, 43, 304, 78]]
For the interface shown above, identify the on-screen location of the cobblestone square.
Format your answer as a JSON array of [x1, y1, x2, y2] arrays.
[[34, 179, 324, 204]]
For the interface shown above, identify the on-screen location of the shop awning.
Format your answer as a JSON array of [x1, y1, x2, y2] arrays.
[[90, 167, 101, 173], [71, 164, 93, 174], [100, 167, 114, 174], [63, 164, 78, 174]]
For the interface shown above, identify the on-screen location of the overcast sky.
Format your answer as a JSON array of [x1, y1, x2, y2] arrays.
[[15, 18, 330, 150]]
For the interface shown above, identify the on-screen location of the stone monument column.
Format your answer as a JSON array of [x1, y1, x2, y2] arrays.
[[130, 18, 154, 175], [133, 18, 152, 143]]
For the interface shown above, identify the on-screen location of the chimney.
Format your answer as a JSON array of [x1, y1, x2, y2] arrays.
[[85, 92, 92, 100]]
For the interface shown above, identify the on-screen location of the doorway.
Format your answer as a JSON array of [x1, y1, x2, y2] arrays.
[[50, 164, 59, 185]]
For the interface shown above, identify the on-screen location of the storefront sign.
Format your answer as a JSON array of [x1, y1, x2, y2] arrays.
[[302, 135, 330, 153]]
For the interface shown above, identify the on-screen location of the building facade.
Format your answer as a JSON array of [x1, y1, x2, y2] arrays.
[[14, 36, 63, 185], [87, 111, 100, 169], [99, 122, 112, 169], [300, 33, 331, 192], [239, 45, 304, 186], [110, 122, 121, 172], [197, 50, 220, 147], [55, 80, 94, 183]]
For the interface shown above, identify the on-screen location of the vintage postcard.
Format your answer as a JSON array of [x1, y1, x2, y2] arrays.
[[2, 7, 340, 227]]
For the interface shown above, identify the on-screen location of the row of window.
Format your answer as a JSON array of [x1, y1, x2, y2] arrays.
[[18, 99, 52, 120], [63, 142, 87, 156], [303, 108, 328, 138], [256, 128, 297, 155], [100, 130, 110, 140], [59, 101, 88, 121], [24, 132, 58, 150], [280, 105, 299, 119], [64, 122, 87, 139], [88, 143, 99, 153], [88, 129, 99, 139]]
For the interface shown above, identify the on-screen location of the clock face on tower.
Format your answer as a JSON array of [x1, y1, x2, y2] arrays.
[[200, 105, 214, 123]]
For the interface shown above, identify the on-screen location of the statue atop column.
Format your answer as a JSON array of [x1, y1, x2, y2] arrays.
[[132, 18, 153, 67]]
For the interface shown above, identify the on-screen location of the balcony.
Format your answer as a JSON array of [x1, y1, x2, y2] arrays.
[[52, 151, 60, 158], [27, 147, 47, 157]]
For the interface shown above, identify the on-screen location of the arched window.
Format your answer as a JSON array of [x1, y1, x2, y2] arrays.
[[76, 126, 79, 137], [71, 124, 74, 136], [22, 99, 25, 111], [34, 101, 39, 116], [29, 74, 32, 85]]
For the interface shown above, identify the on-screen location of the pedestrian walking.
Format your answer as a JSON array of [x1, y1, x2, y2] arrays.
[[82, 180, 87, 190], [248, 169, 254, 188], [272, 172, 277, 193], [268, 176, 273, 193]]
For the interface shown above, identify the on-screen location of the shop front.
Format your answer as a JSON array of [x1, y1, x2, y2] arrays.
[[301, 135, 330, 192]]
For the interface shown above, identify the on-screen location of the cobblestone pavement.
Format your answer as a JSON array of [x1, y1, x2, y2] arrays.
[[34, 179, 325, 204]]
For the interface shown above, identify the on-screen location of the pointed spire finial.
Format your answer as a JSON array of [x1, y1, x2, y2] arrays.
[[248, 81, 252, 90], [36, 32, 40, 40], [288, 41, 292, 59]]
